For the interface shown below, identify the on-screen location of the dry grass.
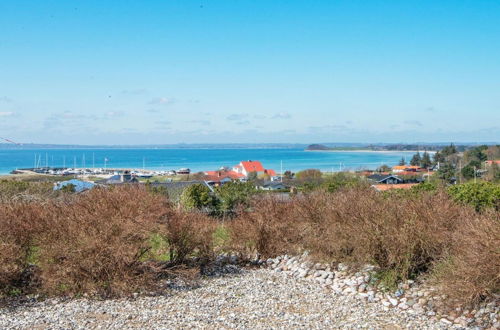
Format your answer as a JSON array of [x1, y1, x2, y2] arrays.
[[432, 209, 500, 306], [0, 186, 216, 297], [1, 183, 498, 308], [229, 197, 305, 258], [228, 186, 500, 304]]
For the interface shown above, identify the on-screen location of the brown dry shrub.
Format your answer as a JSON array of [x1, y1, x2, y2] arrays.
[[0, 186, 172, 297], [228, 196, 305, 258], [34, 186, 171, 296], [231, 187, 484, 288], [0, 201, 49, 293], [160, 210, 217, 265], [432, 209, 500, 306], [302, 188, 471, 281]]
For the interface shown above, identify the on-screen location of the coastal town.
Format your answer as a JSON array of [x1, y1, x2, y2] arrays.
[[8, 149, 498, 197]]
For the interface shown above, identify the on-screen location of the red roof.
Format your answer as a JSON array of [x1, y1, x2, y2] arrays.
[[265, 169, 276, 176], [240, 161, 264, 173], [486, 160, 500, 165], [204, 170, 245, 182], [372, 183, 418, 191], [205, 171, 219, 176]]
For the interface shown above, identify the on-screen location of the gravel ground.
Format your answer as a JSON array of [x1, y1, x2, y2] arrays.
[[0, 268, 454, 329]]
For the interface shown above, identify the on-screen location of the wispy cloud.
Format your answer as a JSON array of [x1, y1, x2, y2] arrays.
[[227, 113, 249, 121], [148, 97, 175, 105], [0, 97, 13, 103], [0, 111, 15, 117], [103, 111, 125, 118], [404, 120, 423, 127], [272, 112, 292, 119], [189, 119, 211, 126]]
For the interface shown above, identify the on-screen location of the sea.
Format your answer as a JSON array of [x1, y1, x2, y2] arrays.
[[0, 148, 420, 175]]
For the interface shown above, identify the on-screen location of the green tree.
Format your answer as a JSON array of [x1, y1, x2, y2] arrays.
[[448, 181, 500, 212], [420, 151, 432, 169], [437, 163, 456, 182], [398, 157, 406, 166], [410, 152, 421, 166], [376, 164, 391, 172], [441, 143, 457, 157], [485, 162, 500, 182], [295, 169, 322, 181], [246, 171, 258, 182], [180, 184, 216, 211], [433, 151, 445, 165], [461, 165, 476, 179], [321, 172, 367, 192], [215, 181, 256, 213], [295, 169, 323, 188]]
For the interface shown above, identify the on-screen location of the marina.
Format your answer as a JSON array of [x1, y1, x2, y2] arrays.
[[0, 148, 418, 175]]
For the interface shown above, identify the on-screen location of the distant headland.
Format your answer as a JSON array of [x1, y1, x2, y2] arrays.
[[305, 143, 498, 152]]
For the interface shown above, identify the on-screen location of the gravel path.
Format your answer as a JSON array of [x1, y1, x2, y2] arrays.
[[0, 269, 453, 329]]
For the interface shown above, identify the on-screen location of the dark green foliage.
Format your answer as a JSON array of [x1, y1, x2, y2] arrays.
[[398, 157, 406, 166], [214, 181, 256, 213], [433, 151, 446, 165], [465, 145, 488, 164], [441, 143, 458, 157], [376, 164, 391, 172], [437, 163, 456, 182], [410, 152, 421, 166], [246, 172, 258, 182], [461, 165, 476, 179], [295, 169, 323, 183], [180, 184, 217, 211], [421, 151, 432, 169], [448, 181, 500, 211], [321, 172, 368, 192], [410, 181, 438, 193]]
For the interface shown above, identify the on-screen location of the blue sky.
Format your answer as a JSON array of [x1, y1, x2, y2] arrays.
[[0, 0, 499, 144]]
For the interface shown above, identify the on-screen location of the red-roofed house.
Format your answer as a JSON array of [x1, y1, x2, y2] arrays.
[[233, 160, 265, 176], [392, 165, 422, 173], [265, 169, 276, 177], [372, 183, 418, 192], [485, 160, 500, 166], [203, 170, 246, 186]]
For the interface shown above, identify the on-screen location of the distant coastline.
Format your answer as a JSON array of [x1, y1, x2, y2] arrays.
[[303, 143, 488, 152], [305, 149, 429, 153], [0, 142, 496, 151]]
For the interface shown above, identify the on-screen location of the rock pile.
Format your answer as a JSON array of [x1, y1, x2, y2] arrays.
[[264, 253, 499, 329]]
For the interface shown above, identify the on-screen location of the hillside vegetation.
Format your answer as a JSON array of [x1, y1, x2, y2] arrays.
[[0, 181, 498, 310]]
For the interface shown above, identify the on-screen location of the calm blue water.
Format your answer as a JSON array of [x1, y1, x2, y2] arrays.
[[0, 148, 418, 174]]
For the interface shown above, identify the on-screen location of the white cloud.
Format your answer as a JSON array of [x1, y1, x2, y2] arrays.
[[227, 113, 249, 121], [0, 111, 14, 117], [404, 120, 423, 127], [148, 97, 175, 105], [272, 112, 292, 119], [104, 111, 125, 118]]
